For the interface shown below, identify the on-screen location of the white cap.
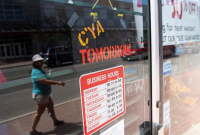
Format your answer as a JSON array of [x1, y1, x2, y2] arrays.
[[32, 54, 44, 62]]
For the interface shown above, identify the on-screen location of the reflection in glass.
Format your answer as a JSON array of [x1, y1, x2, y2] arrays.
[[0, 0, 150, 135], [14, 5, 22, 10], [162, 0, 200, 134], [3, 0, 12, 4], [20, 44, 25, 55], [6, 45, 10, 56], [4, 5, 13, 10], [15, 44, 20, 56], [1, 46, 5, 56], [14, 0, 22, 5], [5, 15, 14, 20]]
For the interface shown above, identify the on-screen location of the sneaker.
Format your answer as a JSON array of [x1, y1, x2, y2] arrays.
[[29, 130, 43, 135], [54, 120, 64, 126]]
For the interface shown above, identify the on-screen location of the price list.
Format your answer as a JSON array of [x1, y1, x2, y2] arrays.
[[80, 66, 125, 135]]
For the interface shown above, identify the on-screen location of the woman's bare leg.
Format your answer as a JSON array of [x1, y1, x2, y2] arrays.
[[31, 104, 47, 131], [47, 97, 58, 122]]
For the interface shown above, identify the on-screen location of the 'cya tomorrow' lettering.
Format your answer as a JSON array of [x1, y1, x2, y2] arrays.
[[79, 44, 131, 64]]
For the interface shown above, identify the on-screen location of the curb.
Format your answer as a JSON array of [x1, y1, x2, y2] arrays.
[[0, 62, 32, 69], [0, 68, 75, 90]]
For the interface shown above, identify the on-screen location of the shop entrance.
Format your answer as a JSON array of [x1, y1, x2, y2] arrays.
[[14, 43, 26, 57], [0, 44, 11, 58]]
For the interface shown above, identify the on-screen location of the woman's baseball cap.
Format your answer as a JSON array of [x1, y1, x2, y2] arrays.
[[32, 54, 44, 62]]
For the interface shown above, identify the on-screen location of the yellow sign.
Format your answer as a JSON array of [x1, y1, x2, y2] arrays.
[[78, 20, 104, 46], [118, 14, 123, 18], [78, 0, 118, 47], [90, 12, 98, 21]]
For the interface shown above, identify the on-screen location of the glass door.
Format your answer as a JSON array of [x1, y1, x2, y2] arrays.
[[0, 44, 12, 58], [5, 44, 11, 57], [14, 43, 21, 56], [20, 43, 26, 56], [149, 0, 164, 134], [0, 45, 6, 57], [160, 0, 200, 135]]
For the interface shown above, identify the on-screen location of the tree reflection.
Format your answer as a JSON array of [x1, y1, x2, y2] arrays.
[[42, 11, 72, 45]]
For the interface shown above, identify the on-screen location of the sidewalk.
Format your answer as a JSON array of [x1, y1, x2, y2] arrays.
[[182, 122, 200, 135], [1, 99, 83, 135], [169, 67, 200, 135], [0, 61, 32, 69]]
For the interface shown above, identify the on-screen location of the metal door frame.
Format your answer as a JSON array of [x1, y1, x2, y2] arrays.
[[149, 0, 163, 134]]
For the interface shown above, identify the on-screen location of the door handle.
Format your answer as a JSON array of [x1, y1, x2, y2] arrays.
[[147, 100, 161, 108], [156, 101, 161, 108]]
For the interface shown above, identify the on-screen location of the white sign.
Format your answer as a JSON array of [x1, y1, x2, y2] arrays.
[[100, 119, 124, 135], [163, 118, 170, 135], [79, 66, 125, 135], [163, 101, 170, 122], [162, 0, 200, 45]]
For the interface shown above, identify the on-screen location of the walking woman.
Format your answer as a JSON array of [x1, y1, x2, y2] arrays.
[[30, 54, 65, 135]]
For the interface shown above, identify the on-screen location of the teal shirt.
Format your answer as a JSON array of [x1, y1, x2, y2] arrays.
[[31, 68, 52, 95]]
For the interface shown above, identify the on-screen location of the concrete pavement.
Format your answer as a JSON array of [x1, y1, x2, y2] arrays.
[[0, 98, 83, 135], [182, 122, 200, 135]]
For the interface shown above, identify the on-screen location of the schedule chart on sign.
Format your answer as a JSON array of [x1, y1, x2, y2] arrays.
[[80, 66, 125, 135]]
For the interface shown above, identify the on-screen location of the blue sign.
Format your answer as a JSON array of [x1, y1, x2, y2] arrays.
[[124, 66, 136, 75], [175, 44, 183, 55], [163, 61, 171, 75]]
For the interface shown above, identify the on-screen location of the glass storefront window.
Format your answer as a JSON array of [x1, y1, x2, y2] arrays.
[[3, 0, 13, 5], [0, 0, 153, 135], [161, 0, 200, 134]]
